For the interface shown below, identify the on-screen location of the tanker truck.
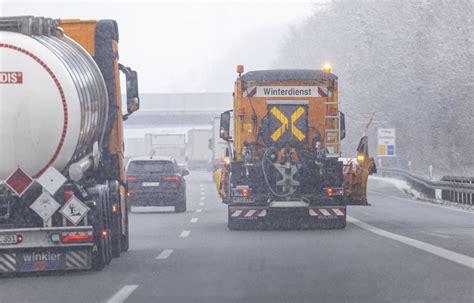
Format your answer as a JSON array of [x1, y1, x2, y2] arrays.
[[0, 16, 139, 273], [216, 65, 375, 230]]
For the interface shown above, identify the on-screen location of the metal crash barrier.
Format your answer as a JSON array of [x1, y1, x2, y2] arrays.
[[377, 168, 474, 205]]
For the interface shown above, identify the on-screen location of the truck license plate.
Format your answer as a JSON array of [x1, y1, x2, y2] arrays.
[[142, 182, 160, 187], [0, 234, 18, 245]]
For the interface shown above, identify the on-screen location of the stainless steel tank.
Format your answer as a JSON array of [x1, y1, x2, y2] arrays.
[[0, 19, 108, 179]]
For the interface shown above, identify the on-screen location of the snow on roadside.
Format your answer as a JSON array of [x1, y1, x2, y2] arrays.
[[369, 175, 474, 212]]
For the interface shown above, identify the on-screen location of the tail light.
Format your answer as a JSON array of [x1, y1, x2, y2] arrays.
[[326, 187, 334, 197], [163, 176, 181, 181], [112, 204, 119, 214], [325, 187, 344, 197], [127, 176, 138, 181], [100, 229, 108, 238], [232, 186, 251, 198], [62, 231, 93, 244], [17, 234, 24, 243]]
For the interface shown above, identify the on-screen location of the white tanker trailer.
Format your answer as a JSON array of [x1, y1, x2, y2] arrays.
[[0, 16, 139, 273]]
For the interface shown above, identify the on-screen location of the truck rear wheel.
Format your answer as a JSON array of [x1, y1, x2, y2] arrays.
[[90, 186, 109, 271], [108, 181, 122, 258], [175, 197, 186, 213], [121, 202, 130, 252], [103, 188, 113, 265]]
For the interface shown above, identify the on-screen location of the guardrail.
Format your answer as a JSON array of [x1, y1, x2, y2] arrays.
[[377, 168, 474, 205]]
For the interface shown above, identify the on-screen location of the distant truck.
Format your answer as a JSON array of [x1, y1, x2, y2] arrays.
[[0, 16, 139, 272], [145, 134, 187, 167], [187, 129, 212, 170], [124, 137, 146, 162]]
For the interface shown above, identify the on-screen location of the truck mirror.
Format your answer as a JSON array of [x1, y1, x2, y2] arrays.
[[119, 64, 140, 117], [220, 111, 231, 141], [340, 111, 346, 140]]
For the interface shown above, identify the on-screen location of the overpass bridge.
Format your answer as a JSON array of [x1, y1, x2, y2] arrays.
[[124, 92, 232, 128]]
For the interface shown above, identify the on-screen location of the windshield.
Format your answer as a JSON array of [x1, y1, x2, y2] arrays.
[[127, 161, 175, 174]]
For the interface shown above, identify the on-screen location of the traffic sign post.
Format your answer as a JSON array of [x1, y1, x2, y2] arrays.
[[378, 128, 396, 157]]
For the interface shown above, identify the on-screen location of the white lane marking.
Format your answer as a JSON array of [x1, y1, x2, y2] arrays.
[[156, 249, 174, 260], [180, 230, 191, 237], [190, 217, 199, 223], [199, 202, 205, 206], [107, 285, 139, 303], [200, 197, 205, 200], [334, 209, 344, 216], [258, 210, 267, 217], [196, 209, 203, 213], [369, 190, 474, 215], [348, 216, 474, 269]]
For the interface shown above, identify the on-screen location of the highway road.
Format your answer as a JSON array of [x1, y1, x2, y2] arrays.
[[0, 171, 472, 303]]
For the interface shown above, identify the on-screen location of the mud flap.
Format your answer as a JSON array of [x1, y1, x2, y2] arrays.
[[0, 248, 91, 273]]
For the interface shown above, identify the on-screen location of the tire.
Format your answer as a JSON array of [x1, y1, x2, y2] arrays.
[[121, 201, 130, 252], [108, 181, 122, 258], [89, 186, 107, 271], [227, 207, 242, 230], [175, 198, 186, 213], [102, 186, 113, 265]]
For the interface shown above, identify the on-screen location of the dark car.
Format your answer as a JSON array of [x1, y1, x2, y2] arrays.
[[126, 156, 189, 213]]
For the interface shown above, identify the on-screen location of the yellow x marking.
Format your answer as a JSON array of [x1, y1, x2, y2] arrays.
[[291, 107, 306, 141], [270, 107, 288, 141]]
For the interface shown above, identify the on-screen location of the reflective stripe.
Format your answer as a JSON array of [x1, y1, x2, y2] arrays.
[[245, 210, 256, 217], [231, 210, 242, 217], [319, 209, 332, 216]]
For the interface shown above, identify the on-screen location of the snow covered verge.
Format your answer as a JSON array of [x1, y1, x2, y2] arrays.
[[369, 175, 474, 212]]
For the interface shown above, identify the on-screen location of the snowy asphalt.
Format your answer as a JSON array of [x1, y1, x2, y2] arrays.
[[0, 171, 472, 303]]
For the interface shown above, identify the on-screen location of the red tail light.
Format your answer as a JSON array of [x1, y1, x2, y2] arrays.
[[127, 176, 138, 181], [62, 231, 93, 243], [326, 187, 334, 197], [242, 188, 249, 197], [163, 176, 180, 181], [112, 204, 119, 214], [101, 229, 108, 238]]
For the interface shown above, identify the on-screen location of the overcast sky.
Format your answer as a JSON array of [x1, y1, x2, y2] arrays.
[[1, 0, 314, 93]]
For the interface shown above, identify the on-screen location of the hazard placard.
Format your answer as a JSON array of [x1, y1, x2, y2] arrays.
[[60, 196, 90, 226], [5, 168, 33, 197], [37, 167, 67, 195], [30, 192, 61, 222]]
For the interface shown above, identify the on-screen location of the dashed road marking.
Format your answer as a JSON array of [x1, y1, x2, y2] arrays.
[[190, 217, 198, 223], [196, 209, 203, 213], [180, 230, 191, 238], [200, 197, 205, 200], [156, 249, 174, 260], [348, 216, 474, 269], [107, 285, 139, 303], [199, 202, 205, 206]]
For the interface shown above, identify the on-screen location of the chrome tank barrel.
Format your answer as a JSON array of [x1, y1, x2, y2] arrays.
[[0, 30, 108, 179]]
